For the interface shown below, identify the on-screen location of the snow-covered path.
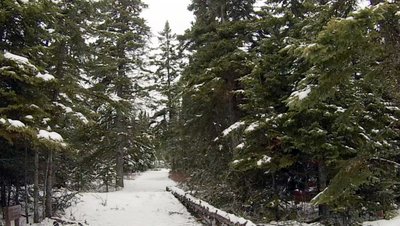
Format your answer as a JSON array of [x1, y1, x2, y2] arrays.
[[63, 169, 202, 226]]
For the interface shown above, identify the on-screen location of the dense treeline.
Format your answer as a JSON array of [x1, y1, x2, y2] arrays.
[[0, 0, 154, 223], [156, 0, 400, 224], [2, 0, 400, 225]]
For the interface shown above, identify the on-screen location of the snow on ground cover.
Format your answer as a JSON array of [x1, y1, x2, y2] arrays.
[[59, 169, 201, 226], [260, 221, 323, 226], [363, 212, 400, 226]]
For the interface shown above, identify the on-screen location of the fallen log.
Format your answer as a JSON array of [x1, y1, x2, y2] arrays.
[[167, 186, 257, 226], [50, 217, 85, 226]]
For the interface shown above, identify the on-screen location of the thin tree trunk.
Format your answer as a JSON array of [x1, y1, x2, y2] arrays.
[[272, 172, 280, 220], [33, 149, 39, 223], [220, 1, 226, 23], [42, 154, 48, 219], [115, 45, 125, 188], [7, 182, 11, 206], [24, 147, 29, 224], [105, 179, 109, 193], [45, 150, 53, 218], [318, 160, 328, 218], [115, 148, 124, 188], [15, 182, 19, 205], [1, 178, 6, 207]]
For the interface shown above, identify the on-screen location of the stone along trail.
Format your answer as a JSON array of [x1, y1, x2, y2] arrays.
[[63, 169, 202, 226]]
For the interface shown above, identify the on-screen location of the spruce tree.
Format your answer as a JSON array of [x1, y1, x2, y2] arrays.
[[150, 21, 183, 166], [288, 3, 400, 220], [176, 0, 256, 210], [88, 0, 150, 188]]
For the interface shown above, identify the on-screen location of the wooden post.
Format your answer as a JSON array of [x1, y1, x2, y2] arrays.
[[4, 205, 22, 226]]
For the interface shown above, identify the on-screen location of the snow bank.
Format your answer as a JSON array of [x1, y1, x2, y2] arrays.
[[262, 221, 323, 226], [168, 186, 257, 226], [363, 215, 400, 226]]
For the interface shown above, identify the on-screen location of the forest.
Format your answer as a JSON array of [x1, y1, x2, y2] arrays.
[[1, 0, 400, 225]]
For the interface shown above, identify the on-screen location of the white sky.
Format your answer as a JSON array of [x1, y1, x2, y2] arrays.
[[141, 0, 194, 38], [358, 0, 370, 8], [141, 0, 371, 36]]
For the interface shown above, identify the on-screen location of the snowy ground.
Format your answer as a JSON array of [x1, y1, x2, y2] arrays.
[[19, 169, 400, 226], [362, 211, 400, 226], [49, 169, 202, 226]]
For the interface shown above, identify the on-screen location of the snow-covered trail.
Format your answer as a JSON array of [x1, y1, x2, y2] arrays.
[[63, 169, 202, 226]]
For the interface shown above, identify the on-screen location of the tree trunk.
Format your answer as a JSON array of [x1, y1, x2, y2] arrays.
[[115, 45, 125, 189], [0, 178, 6, 207], [272, 172, 280, 221], [33, 149, 39, 223], [220, 1, 226, 23], [7, 182, 11, 206], [14, 182, 19, 205], [318, 160, 328, 219], [45, 150, 53, 218], [115, 148, 124, 188], [24, 147, 29, 224]]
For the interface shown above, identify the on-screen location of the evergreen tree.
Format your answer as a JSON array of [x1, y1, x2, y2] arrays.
[[150, 21, 183, 166], [175, 0, 256, 211], [88, 0, 150, 188], [288, 2, 400, 221]]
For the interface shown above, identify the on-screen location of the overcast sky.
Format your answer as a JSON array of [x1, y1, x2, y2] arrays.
[[141, 0, 194, 39]]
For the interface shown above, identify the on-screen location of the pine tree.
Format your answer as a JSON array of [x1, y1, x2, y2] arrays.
[[288, 2, 400, 220], [174, 0, 256, 211], [1, 0, 66, 221], [149, 21, 184, 166], [88, 0, 150, 188]]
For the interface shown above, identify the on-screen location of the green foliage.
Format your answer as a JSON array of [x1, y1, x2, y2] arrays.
[[0, 0, 156, 219], [172, 0, 400, 224]]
